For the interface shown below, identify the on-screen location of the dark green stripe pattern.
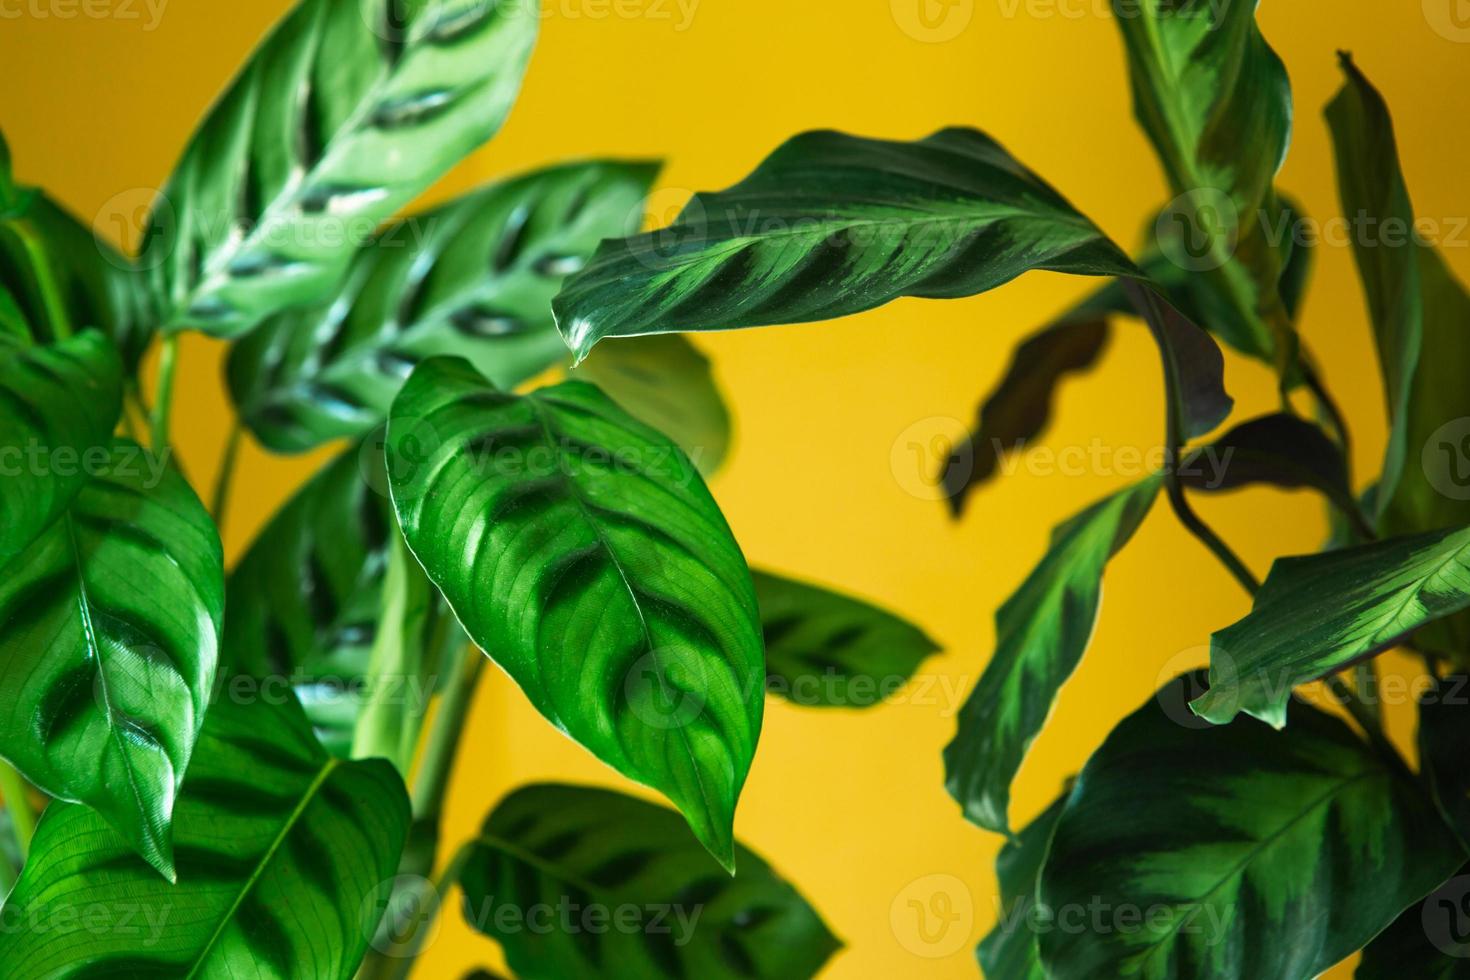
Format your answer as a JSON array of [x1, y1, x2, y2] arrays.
[[0, 329, 122, 570], [552, 127, 1139, 360], [228, 160, 657, 452], [978, 787, 1069, 980], [143, 0, 538, 337], [386, 359, 763, 870], [0, 692, 410, 978], [0, 438, 222, 879], [1038, 673, 1464, 980], [459, 783, 840, 980]]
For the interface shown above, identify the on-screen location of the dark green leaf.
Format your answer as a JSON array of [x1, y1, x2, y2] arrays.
[[0, 438, 222, 878], [144, 0, 539, 337], [573, 333, 731, 475], [0, 330, 122, 570], [1123, 281, 1233, 441], [944, 475, 1162, 835], [1420, 674, 1470, 843], [459, 783, 841, 979], [1178, 413, 1352, 508], [1192, 525, 1470, 727], [222, 441, 464, 756], [1114, 0, 1295, 363], [0, 692, 410, 978], [753, 568, 939, 709], [1038, 673, 1464, 980], [1356, 864, 1470, 978], [228, 160, 657, 452], [386, 358, 763, 869], [978, 786, 1070, 980], [552, 127, 1139, 360]]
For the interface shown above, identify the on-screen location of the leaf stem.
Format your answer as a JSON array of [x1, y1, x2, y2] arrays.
[[2, 217, 73, 341], [150, 333, 180, 453], [212, 419, 243, 535], [411, 643, 483, 829], [1163, 475, 1261, 596], [361, 840, 476, 980], [1326, 672, 1407, 775], [0, 761, 36, 859]]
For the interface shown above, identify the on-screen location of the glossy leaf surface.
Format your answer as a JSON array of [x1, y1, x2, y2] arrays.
[[459, 783, 840, 979], [553, 128, 1138, 360], [944, 475, 1162, 834], [386, 358, 763, 868], [0, 439, 222, 878], [1039, 673, 1464, 980], [229, 160, 656, 451], [145, 0, 538, 336], [753, 569, 939, 709], [0, 692, 410, 978], [1192, 524, 1470, 727]]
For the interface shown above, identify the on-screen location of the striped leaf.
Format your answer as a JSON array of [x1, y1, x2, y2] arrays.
[[1192, 525, 1470, 727], [386, 359, 763, 869], [143, 0, 538, 337], [753, 569, 940, 709], [573, 333, 731, 475], [979, 787, 1070, 980], [552, 127, 1139, 360], [944, 475, 1163, 835], [1038, 673, 1464, 980], [458, 783, 840, 979], [1114, 0, 1295, 363], [0, 330, 122, 570], [0, 691, 410, 978], [228, 160, 657, 452], [222, 442, 464, 756], [0, 439, 222, 878]]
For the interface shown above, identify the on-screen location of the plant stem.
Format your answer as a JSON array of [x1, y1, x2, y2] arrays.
[[1164, 476, 1261, 596], [411, 645, 484, 830], [1299, 357, 1352, 464], [351, 534, 430, 771], [361, 841, 476, 980], [0, 761, 36, 858], [212, 420, 243, 533], [150, 333, 180, 453], [1327, 672, 1407, 775], [3, 218, 73, 341]]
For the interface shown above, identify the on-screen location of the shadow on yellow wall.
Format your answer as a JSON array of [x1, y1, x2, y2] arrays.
[[4, 0, 1469, 975]]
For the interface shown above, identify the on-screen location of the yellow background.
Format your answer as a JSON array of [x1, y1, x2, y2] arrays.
[[5, 0, 1470, 975]]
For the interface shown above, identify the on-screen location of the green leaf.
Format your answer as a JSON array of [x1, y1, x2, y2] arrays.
[[222, 441, 464, 756], [1114, 0, 1295, 363], [0, 439, 222, 879], [144, 0, 539, 337], [0, 330, 122, 570], [552, 127, 1139, 360], [573, 333, 731, 475], [1356, 863, 1470, 977], [1420, 674, 1470, 843], [228, 160, 657, 452], [1326, 55, 1470, 556], [459, 783, 841, 979], [1179, 412, 1353, 508], [1192, 525, 1470, 727], [753, 568, 940, 709], [978, 786, 1070, 980], [0, 691, 410, 978], [1038, 673, 1465, 980], [1123, 281, 1233, 441], [944, 475, 1162, 835], [386, 358, 763, 869]]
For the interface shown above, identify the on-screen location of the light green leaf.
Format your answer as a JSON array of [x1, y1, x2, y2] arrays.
[[1192, 525, 1470, 727], [978, 786, 1070, 980], [573, 333, 731, 475], [386, 358, 763, 869], [944, 475, 1162, 835], [1039, 673, 1464, 980], [753, 568, 939, 709], [0, 439, 222, 879], [229, 160, 657, 452], [459, 783, 841, 979], [0, 330, 122, 570], [0, 691, 410, 978], [552, 127, 1139, 360], [144, 0, 539, 337]]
